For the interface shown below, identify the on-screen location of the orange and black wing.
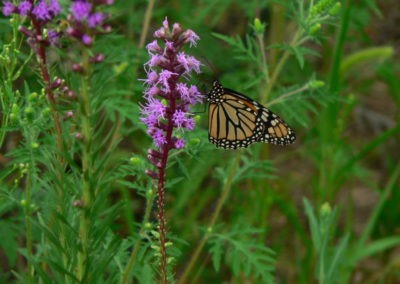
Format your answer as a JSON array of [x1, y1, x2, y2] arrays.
[[208, 83, 295, 149]]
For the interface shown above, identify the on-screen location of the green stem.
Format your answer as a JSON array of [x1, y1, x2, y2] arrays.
[[178, 151, 242, 284], [77, 49, 93, 282], [266, 84, 310, 107], [121, 191, 156, 284], [359, 163, 400, 246], [25, 159, 33, 284], [256, 34, 269, 85], [261, 30, 302, 105], [139, 0, 156, 48]]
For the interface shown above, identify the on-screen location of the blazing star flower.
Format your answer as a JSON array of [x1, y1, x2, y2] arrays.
[[48, 0, 61, 16], [175, 138, 185, 149], [47, 29, 60, 46], [140, 18, 203, 156], [177, 52, 201, 74], [2, 1, 16, 16], [183, 29, 200, 47], [32, 0, 50, 20], [82, 34, 93, 45], [71, 1, 92, 21], [88, 12, 105, 28], [67, 0, 111, 45], [140, 19, 202, 281], [18, 1, 32, 16]]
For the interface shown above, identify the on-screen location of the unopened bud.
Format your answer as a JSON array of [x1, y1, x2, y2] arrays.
[[254, 18, 266, 34], [31, 142, 39, 149], [320, 202, 332, 216], [329, 2, 341, 16], [309, 24, 321, 35], [308, 80, 325, 88], [75, 132, 83, 140], [73, 200, 85, 208], [28, 92, 38, 101], [130, 156, 142, 164], [90, 53, 105, 63]]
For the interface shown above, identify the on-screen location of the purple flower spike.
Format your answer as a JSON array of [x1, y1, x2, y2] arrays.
[[32, 0, 50, 20], [47, 29, 60, 46], [88, 12, 105, 28], [140, 20, 202, 282], [140, 20, 202, 151], [175, 138, 185, 149], [183, 29, 200, 47], [2, 2, 16, 16], [71, 1, 92, 21], [82, 34, 93, 45], [48, 0, 61, 16], [18, 1, 32, 16]]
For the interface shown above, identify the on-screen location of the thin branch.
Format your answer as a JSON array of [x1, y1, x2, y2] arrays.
[[139, 0, 156, 48], [266, 84, 310, 107]]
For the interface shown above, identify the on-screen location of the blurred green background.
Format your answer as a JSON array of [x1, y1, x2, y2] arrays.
[[1, 0, 399, 283]]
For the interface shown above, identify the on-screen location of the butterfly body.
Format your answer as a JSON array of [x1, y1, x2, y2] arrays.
[[207, 81, 296, 149]]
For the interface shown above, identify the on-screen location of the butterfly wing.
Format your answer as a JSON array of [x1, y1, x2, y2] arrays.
[[208, 92, 262, 149], [256, 106, 296, 146], [208, 84, 296, 149]]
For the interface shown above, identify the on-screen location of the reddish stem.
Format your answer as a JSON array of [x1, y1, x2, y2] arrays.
[[157, 84, 177, 284], [30, 16, 64, 151]]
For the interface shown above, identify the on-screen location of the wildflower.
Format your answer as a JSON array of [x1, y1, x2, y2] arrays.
[[82, 34, 93, 46], [147, 40, 162, 54], [32, 0, 50, 20], [139, 20, 202, 282], [88, 12, 105, 28], [47, 29, 60, 46], [140, 19, 202, 150], [67, 0, 112, 45], [48, 0, 61, 16], [175, 139, 185, 149], [18, 1, 32, 16], [2, 2, 16, 16], [177, 52, 201, 74], [183, 29, 200, 47], [71, 1, 92, 21]]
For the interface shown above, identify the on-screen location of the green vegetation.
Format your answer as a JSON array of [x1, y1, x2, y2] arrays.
[[0, 0, 399, 283]]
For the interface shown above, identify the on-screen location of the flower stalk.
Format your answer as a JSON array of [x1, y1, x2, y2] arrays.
[[140, 18, 202, 283]]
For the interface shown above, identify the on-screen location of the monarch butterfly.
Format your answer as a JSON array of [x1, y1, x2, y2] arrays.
[[206, 80, 296, 149]]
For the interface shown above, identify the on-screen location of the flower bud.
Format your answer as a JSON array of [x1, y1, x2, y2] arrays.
[[309, 24, 321, 35], [50, 78, 63, 89], [42, 107, 51, 116], [145, 169, 158, 179], [25, 107, 34, 120], [18, 26, 34, 38], [73, 63, 84, 73], [329, 2, 341, 16], [28, 92, 38, 101], [308, 80, 325, 88], [73, 200, 85, 208], [320, 202, 332, 217], [75, 132, 83, 140], [253, 18, 266, 35], [31, 142, 39, 149], [130, 156, 142, 164], [90, 53, 105, 63], [146, 189, 154, 198], [67, 90, 76, 99]]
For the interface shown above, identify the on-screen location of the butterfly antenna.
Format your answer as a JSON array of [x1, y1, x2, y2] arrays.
[[200, 55, 219, 82]]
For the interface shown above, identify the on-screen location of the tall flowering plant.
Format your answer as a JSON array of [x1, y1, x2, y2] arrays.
[[140, 18, 202, 282]]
